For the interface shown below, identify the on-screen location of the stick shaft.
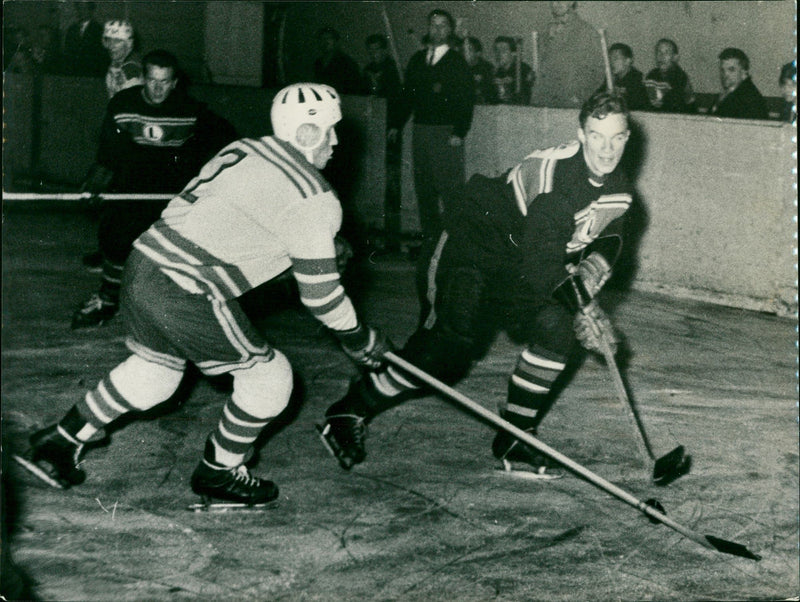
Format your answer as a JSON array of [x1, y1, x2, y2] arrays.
[[380, 3, 404, 86], [3, 192, 174, 202], [599, 28, 613, 92], [531, 31, 539, 73], [385, 352, 714, 551], [600, 337, 656, 460]]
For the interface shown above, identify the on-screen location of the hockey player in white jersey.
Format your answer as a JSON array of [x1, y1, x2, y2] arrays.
[[15, 83, 391, 508]]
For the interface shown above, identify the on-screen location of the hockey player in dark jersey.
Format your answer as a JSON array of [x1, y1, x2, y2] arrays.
[[15, 83, 391, 508], [73, 49, 237, 329], [319, 92, 634, 477]]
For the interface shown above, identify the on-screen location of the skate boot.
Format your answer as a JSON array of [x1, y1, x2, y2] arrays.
[[492, 430, 563, 480], [190, 457, 279, 509], [316, 412, 367, 470], [71, 293, 118, 329], [13, 425, 87, 489]]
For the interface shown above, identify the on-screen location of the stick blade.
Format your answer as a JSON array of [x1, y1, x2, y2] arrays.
[[653, 446, 691, 487], [705, 535, 761, 561]]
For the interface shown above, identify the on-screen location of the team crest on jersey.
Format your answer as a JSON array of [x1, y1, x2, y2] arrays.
[[143, 124, 165, 142], [568, 193, 631, 253]]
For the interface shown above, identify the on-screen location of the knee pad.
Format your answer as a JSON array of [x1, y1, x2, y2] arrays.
[[231, 350, 293, 419], [109, 354, 185, 411]]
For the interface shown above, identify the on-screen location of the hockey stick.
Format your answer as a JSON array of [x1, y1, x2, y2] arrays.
[[599, 28, 614, 93], [3, 192, 174, 202], [385, 352, 761, 560], [598, 333, 691, 486]]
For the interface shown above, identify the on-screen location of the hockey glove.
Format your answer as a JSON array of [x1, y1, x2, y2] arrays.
[[571, 252, 612, 299], [335, 323, 392, 369], [574, 300, 617, 355]]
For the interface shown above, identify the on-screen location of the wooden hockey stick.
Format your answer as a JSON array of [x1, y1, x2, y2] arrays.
[[385, 351, 760, 560], [3, 192, 174, 202], [599, 28, 614, 93]]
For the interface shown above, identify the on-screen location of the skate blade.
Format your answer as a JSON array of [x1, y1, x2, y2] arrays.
[[187, 501, 277, 513], [12, 454, 65, 489], [494, 459, 563, 481]]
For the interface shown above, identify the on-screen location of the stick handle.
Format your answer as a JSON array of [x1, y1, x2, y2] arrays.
[[599, 28, 613, 92], [3, 192, 174, 202], [384, 352, 715, 551]]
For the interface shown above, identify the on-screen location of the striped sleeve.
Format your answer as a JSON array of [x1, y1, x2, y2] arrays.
[[291, 257, 357, 331], [506, 141, 580, 216]]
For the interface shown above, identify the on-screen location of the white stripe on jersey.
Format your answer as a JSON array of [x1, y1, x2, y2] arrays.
[[507, 141, 580, 215]]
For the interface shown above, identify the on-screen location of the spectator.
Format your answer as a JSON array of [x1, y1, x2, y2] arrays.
[[72, 50, 238, 329], [363, 33, 402, 100], [313, 27, 365, 95], [643, 38, 695, 113], [103, 20, 143, 99], [462, 36, 494, 105], [489, 36, 535, 105], [530, 1, 605, 108], [709, 48, 768, 120], [62, 1, 107, 76], [779, 61, 796, 123], [387, 7, 474, 323], [596, 42, 649, 111]]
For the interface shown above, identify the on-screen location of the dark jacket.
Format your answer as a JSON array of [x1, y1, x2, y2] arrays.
[[710, 77, 769, 120], [597, 67, 650, 111], [389, 46, 474, 139]]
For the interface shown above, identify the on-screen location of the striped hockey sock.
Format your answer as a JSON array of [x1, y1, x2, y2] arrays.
[[504, 344, 566, 430], [207, 401, 272, 467]]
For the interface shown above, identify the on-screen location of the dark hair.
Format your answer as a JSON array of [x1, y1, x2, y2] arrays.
[[579, 91, 629, 129], [143, 49, 179, 75], [317, 27, 340, 42], [365, 34, 387, 49], [428, 8, 455, 32], [465, 36, 483, 53], [779, 61, 796, 84], [718, 47, 749, 71], [655, 38, 678, 55], [493, 36, 517, 52], [609, 43, 633, 60], [719, 48, 750, 71]]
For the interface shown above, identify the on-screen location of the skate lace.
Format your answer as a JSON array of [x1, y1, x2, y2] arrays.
[[80, 294, 110, 313], [351, 418, 366, 447], [231, 464, 259, 487]]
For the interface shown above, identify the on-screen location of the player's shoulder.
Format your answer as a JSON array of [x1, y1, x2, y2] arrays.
[[519, 140, 581, 173], [108, 85, 144, 108], [235, 137, 333, 199]]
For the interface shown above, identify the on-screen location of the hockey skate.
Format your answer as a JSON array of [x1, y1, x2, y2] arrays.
[[492, 430, 563, 480], [316, 413, 367, 470], [13, 425, 87, 489], [188, 459, 279, 512], [71, 293, 118, 329]]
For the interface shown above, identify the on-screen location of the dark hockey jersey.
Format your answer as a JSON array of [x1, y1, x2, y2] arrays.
[[96, 85, 237, 193], [444, 141, 633, 300]]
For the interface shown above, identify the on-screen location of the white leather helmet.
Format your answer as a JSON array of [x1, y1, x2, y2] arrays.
[[103, 20, 134, 40], [271, 83, 342, 163]]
